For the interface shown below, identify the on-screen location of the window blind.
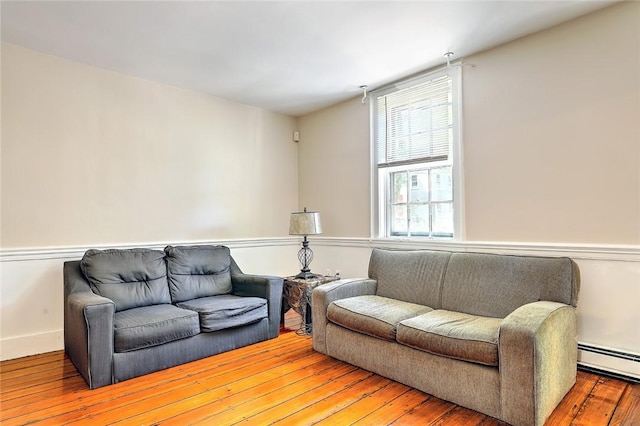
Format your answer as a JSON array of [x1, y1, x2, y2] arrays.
[[376, 74, 452, 167]]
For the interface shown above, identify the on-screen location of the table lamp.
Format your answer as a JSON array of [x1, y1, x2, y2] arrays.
[[289, 207, 322, 279]]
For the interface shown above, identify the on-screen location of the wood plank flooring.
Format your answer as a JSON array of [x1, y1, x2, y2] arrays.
[[1, 314, 638, 425]]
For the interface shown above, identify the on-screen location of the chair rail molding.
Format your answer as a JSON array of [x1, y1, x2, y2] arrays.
[[0, 237, 299, 262], [311, 237, 640, 262]]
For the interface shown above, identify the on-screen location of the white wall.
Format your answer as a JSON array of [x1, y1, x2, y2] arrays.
[[298, 1, 640, 245], [1, 43, 299, 248], [462, 2, 640, 244], [298, 2, 640, 379], [296, 97, 371, 237]]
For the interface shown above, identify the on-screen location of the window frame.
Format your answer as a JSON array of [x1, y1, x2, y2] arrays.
[[385, 164, 454, 238], [371, 66, 464, 240]]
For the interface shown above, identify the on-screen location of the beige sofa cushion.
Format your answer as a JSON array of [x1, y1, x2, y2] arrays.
[[397, 310, 501, 366], [327, 295, 432, 341], [441, 253, 579, 318], [369, 248, 451, 307]]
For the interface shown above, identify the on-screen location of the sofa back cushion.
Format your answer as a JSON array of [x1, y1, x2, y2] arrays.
[[441, 253, 580, 318], [368, 248, 451, 307], [165, 245, 233, 303], [80, 248, 170, 312]]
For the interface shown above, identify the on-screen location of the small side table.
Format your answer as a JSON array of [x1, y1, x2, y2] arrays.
[[282, 274, 339, 335]]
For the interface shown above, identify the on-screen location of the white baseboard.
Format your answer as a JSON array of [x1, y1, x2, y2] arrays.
[[1, 330, 64, 361], [578, 343, 640, 382]]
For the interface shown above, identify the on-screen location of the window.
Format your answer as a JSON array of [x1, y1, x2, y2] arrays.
[[373, 68, 461, 239]]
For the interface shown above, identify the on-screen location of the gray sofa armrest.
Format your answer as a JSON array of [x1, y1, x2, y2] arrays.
[[63, 261, 115, 389], [499, 301, 578, 426], [232, 273, 283, 339], [311, 278, 377, 354]]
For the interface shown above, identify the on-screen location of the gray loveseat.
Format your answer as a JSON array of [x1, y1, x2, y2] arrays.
[[312, 248, 580, 426], [64, 245, 282, 389]]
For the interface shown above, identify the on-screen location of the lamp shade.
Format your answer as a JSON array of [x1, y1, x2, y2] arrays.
[[289, 210, 322, 236]]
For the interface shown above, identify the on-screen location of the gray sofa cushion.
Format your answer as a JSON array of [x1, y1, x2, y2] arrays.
[[177, 295, 267, 332], [397, 310, 501, 366], [80, 248, 170, 312], [165, 245, 233, 303], [368, 248, 451, 307], [113, 304, 200, 353], [327, 295, 433, 341], [441, 253, 579, 318]]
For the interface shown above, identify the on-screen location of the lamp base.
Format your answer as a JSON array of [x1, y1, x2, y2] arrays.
[[294, 271, 318, 280], [295, 237, 317, 280]]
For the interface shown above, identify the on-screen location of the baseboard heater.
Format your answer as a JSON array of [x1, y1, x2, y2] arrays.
[[578, 343, 640, 384]]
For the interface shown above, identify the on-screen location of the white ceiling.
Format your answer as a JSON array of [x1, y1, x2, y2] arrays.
[[1, 1, 618, 116]]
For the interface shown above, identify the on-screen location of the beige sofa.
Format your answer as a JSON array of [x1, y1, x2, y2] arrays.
[[312, 248, 580, 426]]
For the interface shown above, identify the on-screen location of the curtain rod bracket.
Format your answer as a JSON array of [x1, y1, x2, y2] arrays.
[[444, 52, 454, 67], [444, 51, 476, 68], [360, 85, 368, 104]]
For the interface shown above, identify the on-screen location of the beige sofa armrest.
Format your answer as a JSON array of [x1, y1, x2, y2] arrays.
[[311, 278, 377, 354], [499, 301, 578, 426]]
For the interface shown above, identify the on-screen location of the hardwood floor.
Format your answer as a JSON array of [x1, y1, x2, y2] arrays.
[[1, 314, 638, 425]]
